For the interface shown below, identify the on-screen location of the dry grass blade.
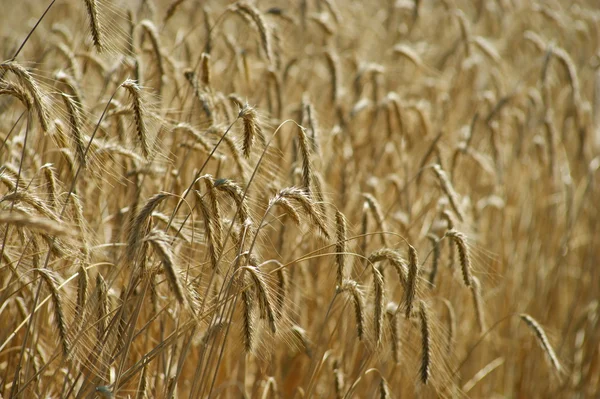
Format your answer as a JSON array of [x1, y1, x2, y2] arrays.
[[41, 164, 58, 209]]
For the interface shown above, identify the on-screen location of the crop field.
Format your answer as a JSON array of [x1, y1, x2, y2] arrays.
[[0, 0, 598, 397]]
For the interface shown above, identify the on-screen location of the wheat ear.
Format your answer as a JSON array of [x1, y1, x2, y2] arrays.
[[139, 20, 164, 95], [243, 265, 277, 333], [432, 164, 464, 221], [0, 61, 50, 132], [446, 229, 472, 287], [83, 0, 103, 51], [214, 178, 251, 226], [121, 79, 150, 159], [404, 244, 419, 318], [41, 164, 58, 209], [96, 273, 108, 341], [74, 265, 88, 331], [0, 80, 33, 111], [372, 266, 385, 346], [37, 269, 69, 357], [520, 314, 561, 372], [61, 93, 86, 169], [195, 191, 220, 271], [368, 248, 408, 288], [241, 280, 256, 352], [362, 193, 388, 246], [338, 280, 366, 341], [0, 213, 70, 236], [334, 210, 348, 287], [270, 196, 301, 226], [277, 187, 329, 239], [239, 104, 262, 158], [419, 300, 431, 384], [231, 2, 273, 62], [127, 193, 169, 265], [145, 230, 185, 304], [296, 125, 314, 194]]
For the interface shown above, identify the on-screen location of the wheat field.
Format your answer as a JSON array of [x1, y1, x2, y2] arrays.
[[0, 0, 598, 397]]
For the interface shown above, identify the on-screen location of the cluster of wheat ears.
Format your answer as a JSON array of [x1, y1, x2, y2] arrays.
[[0, 0, 598, 397]]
